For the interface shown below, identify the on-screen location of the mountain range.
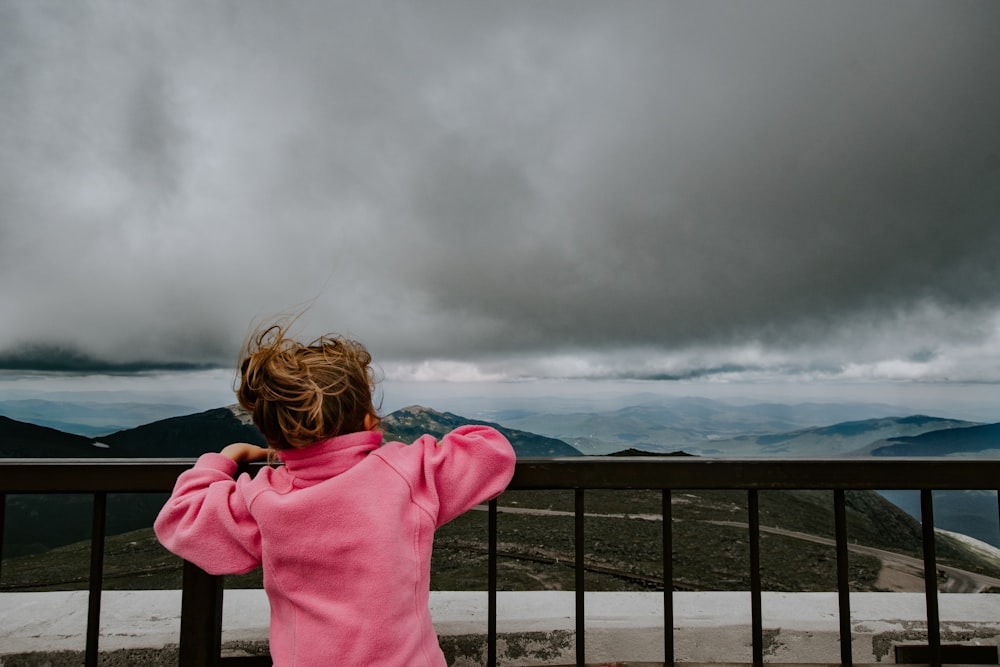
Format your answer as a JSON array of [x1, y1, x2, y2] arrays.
[[866, 421, 1000, 457], [491, 398, 990, 455], [0, 404, 583, 460], [0, 406, 580, 557], [691, 415, 984, 457], [0, 398, 201, 438], [380, 405, 581, 456], [2, 403, 998, 556]]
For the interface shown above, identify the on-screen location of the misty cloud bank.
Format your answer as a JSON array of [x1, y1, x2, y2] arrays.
[[1, 1, 999, 383]]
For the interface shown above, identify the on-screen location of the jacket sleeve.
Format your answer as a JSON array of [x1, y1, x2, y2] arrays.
[[154, 453, 263, 575], [406, 424, 517, 527]]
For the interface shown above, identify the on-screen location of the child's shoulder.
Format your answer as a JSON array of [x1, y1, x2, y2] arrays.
[[237, 463, 293, 498]]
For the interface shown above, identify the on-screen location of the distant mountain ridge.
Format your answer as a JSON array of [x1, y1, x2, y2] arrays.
[[0, 408, 266, 458], [3, 404, 994, 461], [700, 415, 978, 457], [0, 405, 582, 459], [497, 400, 983, 456], [380, 405, 582, 457], [2, 404, 998, 560], [98, 408, 268, 457], [0, 405, 579, 556], [0, 415, 98, 457], [866, 422, 1000, 457], [0, 398, 200, 438]]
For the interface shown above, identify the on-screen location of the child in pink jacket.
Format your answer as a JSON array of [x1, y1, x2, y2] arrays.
[[154, 324, 516, 666]]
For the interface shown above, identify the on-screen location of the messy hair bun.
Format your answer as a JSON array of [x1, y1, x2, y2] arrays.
[[236, 324, 380, 449]]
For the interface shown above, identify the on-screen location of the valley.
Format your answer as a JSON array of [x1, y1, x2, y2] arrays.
[[2, 399, 999, 595]]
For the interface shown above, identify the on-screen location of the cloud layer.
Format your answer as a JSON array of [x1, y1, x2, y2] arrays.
[[2, 1, 999, 382]]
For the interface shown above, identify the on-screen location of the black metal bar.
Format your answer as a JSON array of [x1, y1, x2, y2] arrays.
[[662, 489, 674, 666], [920, 490, 941, 667], [179, 560, 224, 667], [507, 457, 1000, 491], [834, 489, 853, 667], [488, 498, 498, 667], [0, 459, 210, 492], [0, 492, 6, 584], [575, 488, 585, 667], [85, 491, 107, 667], [748, 489, 763, 667], [5, 457, 1000, 492]]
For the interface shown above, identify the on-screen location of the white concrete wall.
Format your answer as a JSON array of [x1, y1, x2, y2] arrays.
[[1, 590, 998, 665]]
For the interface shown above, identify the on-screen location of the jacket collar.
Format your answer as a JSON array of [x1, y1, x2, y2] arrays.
[[276, 430, 383, 480]]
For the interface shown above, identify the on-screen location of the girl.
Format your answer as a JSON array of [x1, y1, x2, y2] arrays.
[[154, 324, 516, 666]]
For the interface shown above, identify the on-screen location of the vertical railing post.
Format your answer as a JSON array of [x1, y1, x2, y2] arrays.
[[179, 560, 224, 667], [662, 489, 674, 666], [85, 491, 107, 667], [834, 489, 853, 667], [748, 489, 763, 667], [0, 492, 6, 584], [488, 498, 498, 667], [575, 488, 585, 667], [920, 490, 941, 667]]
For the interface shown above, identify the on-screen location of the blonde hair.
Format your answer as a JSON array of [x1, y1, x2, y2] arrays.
[[236, 323, 380, 450]]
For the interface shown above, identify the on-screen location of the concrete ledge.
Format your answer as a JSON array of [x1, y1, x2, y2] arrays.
[[1, 591, 998, 665]]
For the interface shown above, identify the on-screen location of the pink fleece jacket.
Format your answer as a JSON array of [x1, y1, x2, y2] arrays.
[[154, 424, 516, 666]]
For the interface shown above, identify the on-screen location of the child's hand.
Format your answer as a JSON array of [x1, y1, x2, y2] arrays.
[[220, 443, 270, 463]]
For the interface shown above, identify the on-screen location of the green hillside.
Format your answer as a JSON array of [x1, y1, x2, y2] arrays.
[[4, 484, 998, 595], [3, 408, 998, 594]]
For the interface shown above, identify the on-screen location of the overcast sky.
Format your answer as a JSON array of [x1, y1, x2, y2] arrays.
[[2, 1, 999, 388]]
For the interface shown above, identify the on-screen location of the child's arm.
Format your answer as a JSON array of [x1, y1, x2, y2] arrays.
[[154, 447, 266, 575], [220, 442, 269, 462], [405, 424, 517, 527]]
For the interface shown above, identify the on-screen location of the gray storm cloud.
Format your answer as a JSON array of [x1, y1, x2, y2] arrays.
[[1, 1, 999, 381]]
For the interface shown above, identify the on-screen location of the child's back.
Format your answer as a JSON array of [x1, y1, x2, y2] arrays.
[[154, 324, 516, 666]]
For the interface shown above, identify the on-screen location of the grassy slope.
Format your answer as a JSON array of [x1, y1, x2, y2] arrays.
[[4, 488, 998, 594]]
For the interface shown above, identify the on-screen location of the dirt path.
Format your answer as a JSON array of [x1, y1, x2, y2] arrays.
[[471, 504, 661, 521], [706, 520, 1000, 593]]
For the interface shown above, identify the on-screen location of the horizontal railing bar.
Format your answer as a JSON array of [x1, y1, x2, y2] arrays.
[[0, 459, 203, 493], [510, 457, 1000, 490], [4, 457, 1000, 494]]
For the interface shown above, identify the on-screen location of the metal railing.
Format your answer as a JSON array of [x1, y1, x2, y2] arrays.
[[1, 457, 999, 667]]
